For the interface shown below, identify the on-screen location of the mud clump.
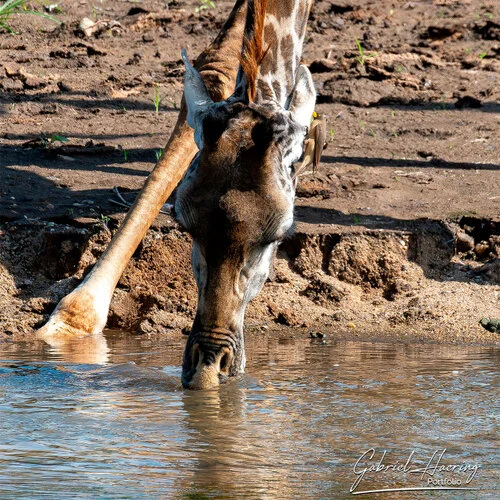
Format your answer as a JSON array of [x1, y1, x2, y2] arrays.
[[328, 235, 410, 290], [108, 229, 195, 333], [301, 278, 344, 306]]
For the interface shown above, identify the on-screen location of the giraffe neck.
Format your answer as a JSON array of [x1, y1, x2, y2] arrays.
[[255, 0, 313, 108]]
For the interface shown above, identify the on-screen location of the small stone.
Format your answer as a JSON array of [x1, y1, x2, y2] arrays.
[[480, 318, 500, 333], [475, 242, 490, 259], [79, 17, 97, 37], [23, 76, 46, 89], [309, 331, 326, 339], [1, 79, 23, 91], [331, 16, 345, 30], [49, 49, 74, 59], [455, 95, 482, 109], [4, 65, 19, 77], [40, 103, 58, 114], [87, 45, 107, 56], [127, 53, 142, 65], [191, 23, 203, 34], [456, 230, 474, 253], [309, 58, 336, 73], [58, 81, 73, 92]]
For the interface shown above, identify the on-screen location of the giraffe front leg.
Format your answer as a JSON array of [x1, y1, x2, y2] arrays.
[[36, 282, 110, 340], [35, 0, 246, 345], [35, 284, 110, 363]]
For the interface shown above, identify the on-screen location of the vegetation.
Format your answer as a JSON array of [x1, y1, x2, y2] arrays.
[[152, 85, 162, 116], [0, 0, 60, 32], [195, 0, 216, 13], [40, 132, 69, 146], [355, 38, 376, 66]]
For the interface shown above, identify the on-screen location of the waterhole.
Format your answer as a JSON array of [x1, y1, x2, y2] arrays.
[[0, 332, 498, 498]]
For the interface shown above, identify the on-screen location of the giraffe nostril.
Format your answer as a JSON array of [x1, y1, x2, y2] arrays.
[[191, 344, 200, 368], [219, 349, 233, 374]]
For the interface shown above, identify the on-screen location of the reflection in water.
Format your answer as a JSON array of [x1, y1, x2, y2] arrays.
[[44, 332, 110, 364], [0, 332, 498, 498]]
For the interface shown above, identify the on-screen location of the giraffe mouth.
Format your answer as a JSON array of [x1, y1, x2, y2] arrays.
[[181, 328, 242, 390]]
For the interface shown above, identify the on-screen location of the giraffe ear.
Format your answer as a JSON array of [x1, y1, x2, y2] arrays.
[[181, 48, 214, 131], [227, 67, 249, 104], [288, 65, 316, 128]]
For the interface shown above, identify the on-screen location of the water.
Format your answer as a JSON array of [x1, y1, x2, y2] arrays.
[[0, 332, 498, 499]]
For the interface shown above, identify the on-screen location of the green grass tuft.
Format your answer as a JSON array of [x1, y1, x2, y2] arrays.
[[0, 0, 61, 33]]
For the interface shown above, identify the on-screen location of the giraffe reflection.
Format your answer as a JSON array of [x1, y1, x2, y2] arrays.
[[178, 383, 296, 498]]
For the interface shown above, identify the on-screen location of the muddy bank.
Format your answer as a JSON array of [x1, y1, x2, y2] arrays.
[[0, 0, 499, 344], [1, 213, 499, 344]]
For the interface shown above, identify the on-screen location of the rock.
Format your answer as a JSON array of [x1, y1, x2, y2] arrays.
[[127, 53, 142, 65], [23, 75, 46, 89], [4, 65, 19, 78], [455, 95, 482, 109], [422, 25, 461, 41], [79, 17, 97, 37], [40, 103, 58, 114], [456, 230, 475, 253], [86, 45, 107, 56], [301, 278, 344, 306], [127, 7, 149, 16], [57, 81, 73, 92], [331, 16, 345, 30], [475, 242, 490, 259], [309, 331, 325, 339], [383, 279, 412, 301], [1, 79, 23, 91], [473, 20, 500, 41], [461, 58, 479, 70], [479, 318, 500, 333], [309, 58, 336, 73], [480, 260, 500, 284], [489, 236, 500, 257], [49, 49, 74, 59]]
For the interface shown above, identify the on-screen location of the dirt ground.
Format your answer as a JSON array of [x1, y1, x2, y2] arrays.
[[1, 0, 499, 345]]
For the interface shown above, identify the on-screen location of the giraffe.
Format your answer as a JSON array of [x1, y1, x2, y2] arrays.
[[37, 0, 320, 389]]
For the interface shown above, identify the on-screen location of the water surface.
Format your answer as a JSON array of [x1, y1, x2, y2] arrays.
[[0, 332, 498, 498]]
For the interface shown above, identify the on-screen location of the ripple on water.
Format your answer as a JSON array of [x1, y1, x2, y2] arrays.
[[0, 335, 498, 498]]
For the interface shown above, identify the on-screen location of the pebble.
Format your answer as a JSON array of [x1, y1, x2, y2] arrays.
[[309, 331, 325, 339], [309, 58, 336, 73], [480, 318, 500, 333], [456, 230, 474, 253], [475, 242, 490, 259]]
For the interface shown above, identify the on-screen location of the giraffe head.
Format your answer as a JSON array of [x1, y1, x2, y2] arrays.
[[176, 49, 315, 390]]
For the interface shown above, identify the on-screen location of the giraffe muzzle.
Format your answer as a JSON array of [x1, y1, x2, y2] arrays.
[[182, 338, 235, 390]]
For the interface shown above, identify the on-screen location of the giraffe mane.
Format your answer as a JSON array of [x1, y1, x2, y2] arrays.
[[240, 0, 269, 102]]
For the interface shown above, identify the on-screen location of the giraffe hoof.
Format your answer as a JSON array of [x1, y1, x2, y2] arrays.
[[35, 288, 107, 341]]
